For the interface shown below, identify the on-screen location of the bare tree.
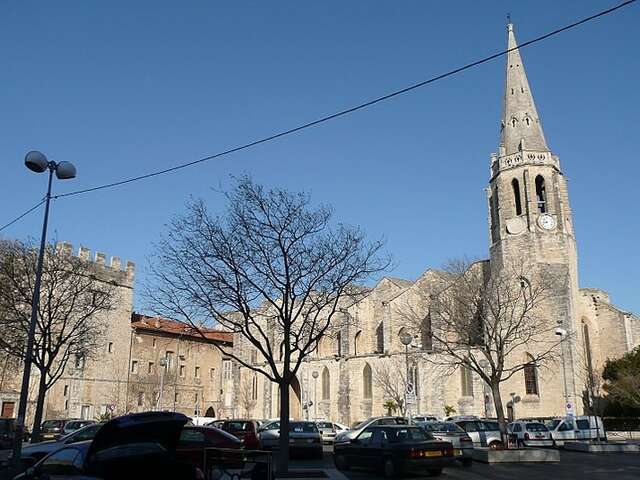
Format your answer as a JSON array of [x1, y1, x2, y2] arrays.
[[401, 258, 566, 443], [0, 239, 115, 440], [373, 358, 408, 416], [146, 176, 387, 472]]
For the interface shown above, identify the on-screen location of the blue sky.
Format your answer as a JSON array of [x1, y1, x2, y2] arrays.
[[1, 1, 638, 313]]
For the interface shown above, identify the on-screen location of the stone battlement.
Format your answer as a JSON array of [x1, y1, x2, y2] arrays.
[[56, 241, 135, 286]]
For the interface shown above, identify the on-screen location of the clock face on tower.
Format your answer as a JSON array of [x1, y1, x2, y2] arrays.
[[537, 214, 556, 230]]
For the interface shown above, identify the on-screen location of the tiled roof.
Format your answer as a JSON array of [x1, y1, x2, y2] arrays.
[[131, 313, 233, 344]]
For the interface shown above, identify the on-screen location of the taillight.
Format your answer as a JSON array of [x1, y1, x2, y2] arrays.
[[408, 450, 423, 459], [524, 432, 530, 440]]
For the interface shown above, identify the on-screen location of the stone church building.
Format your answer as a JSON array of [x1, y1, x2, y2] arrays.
[[235, 23, 639, 426]]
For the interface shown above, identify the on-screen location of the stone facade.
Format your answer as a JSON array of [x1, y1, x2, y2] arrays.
[[235, 23, 639, 426]]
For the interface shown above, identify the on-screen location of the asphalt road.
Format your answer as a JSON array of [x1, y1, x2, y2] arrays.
[[290, 446, 640, 480]]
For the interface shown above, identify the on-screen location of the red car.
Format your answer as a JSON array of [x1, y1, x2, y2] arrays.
[[219, 420, 261, 450], [176, 425, 242, 471]]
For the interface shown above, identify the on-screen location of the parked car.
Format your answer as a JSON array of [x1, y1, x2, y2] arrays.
[[413, 415, 439, 423], [508, 421, 554, 447], [335, 417, 408, 444], [454, 419, 503, 449], [40, 419, 79, 441], [62, 420, 96, 436], [14, 412, 201, 480], [418, 421, 473, 466], [258, 421, 323, 457], [519, 416, 606, 445], [21, 422, 104, 461], [333, 422, 349, 433], [334, 425, 455, 477], [176, 425, 242, 472], [316, 421, 338, 444], [0, 418, 17, 450], [218, 419, 261, 450]]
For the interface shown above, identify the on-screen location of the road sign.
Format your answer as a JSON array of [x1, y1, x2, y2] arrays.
[[405, 393, 417, 405], [565, 402, 574, 416], [405, 383, 414, 395]]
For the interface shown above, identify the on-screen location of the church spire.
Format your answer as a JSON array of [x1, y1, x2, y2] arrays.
[[500, 23, 549, 156]]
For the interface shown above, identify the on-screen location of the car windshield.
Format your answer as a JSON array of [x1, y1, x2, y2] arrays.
[[421, 422, 463, 433], [65, 424, 102, 443], [262, 421, 279, 430], [353, 418, 374, 430], [388, 428, 430, 443], [223, 421, 253, 432], [290, 422, 318, 433], [42, 420, 64, 429], [526, 423, 549, 432]]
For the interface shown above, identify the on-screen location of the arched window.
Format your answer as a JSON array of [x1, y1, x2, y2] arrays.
[[535, 175, 547, 213], [363, 364, 373, 399], [421, 314, 432, 351], [251, 374, 258, 400], [511, 117, 517, 127], [375, 323, 384, 354], [524, 354, 539, 395], [582, 321, 595, 390], [336, 331, 342, 357], [512, 178, 522, 216], [354, 331, 361, 355], [461, 367, 474, 397], [322, 367, 330, 400]]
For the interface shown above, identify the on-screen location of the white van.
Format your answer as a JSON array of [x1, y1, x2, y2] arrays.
[[520, 416, 606, 445]]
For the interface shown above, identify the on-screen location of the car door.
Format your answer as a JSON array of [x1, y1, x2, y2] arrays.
[[361, 429, 386, 469], [349, 428, 375, 467]]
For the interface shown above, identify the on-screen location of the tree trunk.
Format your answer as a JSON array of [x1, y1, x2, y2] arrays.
[[490, 382, 508, 448], [276, 381, 291, 475], [30, 372, 47, 443]]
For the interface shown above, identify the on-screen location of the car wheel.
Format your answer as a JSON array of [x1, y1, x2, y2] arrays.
[[384, 459, 396, 478], [462, 458, 473, 467], [428, 467, 443, 476], [488, 441, 502, 450], [334, 454, 349, 471]]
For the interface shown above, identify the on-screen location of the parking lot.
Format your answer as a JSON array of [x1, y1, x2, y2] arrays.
[[290, 446, 640, 480]]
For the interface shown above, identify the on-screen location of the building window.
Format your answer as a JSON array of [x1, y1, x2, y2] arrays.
[[524, 354, 539, 395], [81, 405, 91, 419], [375, 323, 384, 354], [363, 363, 373, 399], [195, 366, 200, 378], [535, 175, 547, 213], [322, 367, 330, 400], [107, 342, 113, 353], [131, 360, 138, 374], [210, 368, 216, 381], [148, 362, 154, 374], [195, 392, 199, 403], [336, 331, 342, 357], [223, 359, 232, 380], [252, 375, 258, 401], [165, 351, 174, 369], [461, 367, 474, 397], [63, 385, 69, 396], [74, 354, 85, 369], [512, 178, 522, 216], [152, 338, 157, 348], [354, 331, 361, 355], [421, 314, 433, 351], [64, 400, 69, 410], [137, 392, 144, 407], [179, 365, 185, 377], [175, 392, 180, 403]]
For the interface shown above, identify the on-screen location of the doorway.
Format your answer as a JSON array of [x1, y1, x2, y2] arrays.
[[1, 402, 15, 418]]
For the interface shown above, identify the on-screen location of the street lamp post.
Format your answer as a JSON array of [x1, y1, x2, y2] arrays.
[[312, 370, 319, 421], [555, 327, 571, 416], [399, 330, 413, 425], [12, 151, 76, 469]]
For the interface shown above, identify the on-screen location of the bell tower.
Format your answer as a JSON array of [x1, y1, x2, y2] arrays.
[[489, 23, 577, 271]]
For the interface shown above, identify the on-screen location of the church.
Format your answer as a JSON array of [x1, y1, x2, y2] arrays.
[[234, 23, 640, 426]]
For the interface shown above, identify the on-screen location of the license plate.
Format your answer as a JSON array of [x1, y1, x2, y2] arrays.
[[454, 449, 462, 456], [424, 451, 442, 457]]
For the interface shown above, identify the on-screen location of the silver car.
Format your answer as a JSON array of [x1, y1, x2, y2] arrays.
[[508, 421, 554, 447], [21, 422, 103, 461], [334, 416, 407, 444], [419, 421, 474, 466], [455, 419, 504, 449], [258, 420, 323, 457]]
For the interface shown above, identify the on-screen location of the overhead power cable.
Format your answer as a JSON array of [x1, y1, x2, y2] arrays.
[[0, 199, 46, 233], [53, 0, 636, 200]]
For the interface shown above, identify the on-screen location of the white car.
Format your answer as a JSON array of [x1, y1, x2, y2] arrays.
[[519, 416, 606, 445], [455, 419, 504, 449], [508, 421, 554, 447]]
